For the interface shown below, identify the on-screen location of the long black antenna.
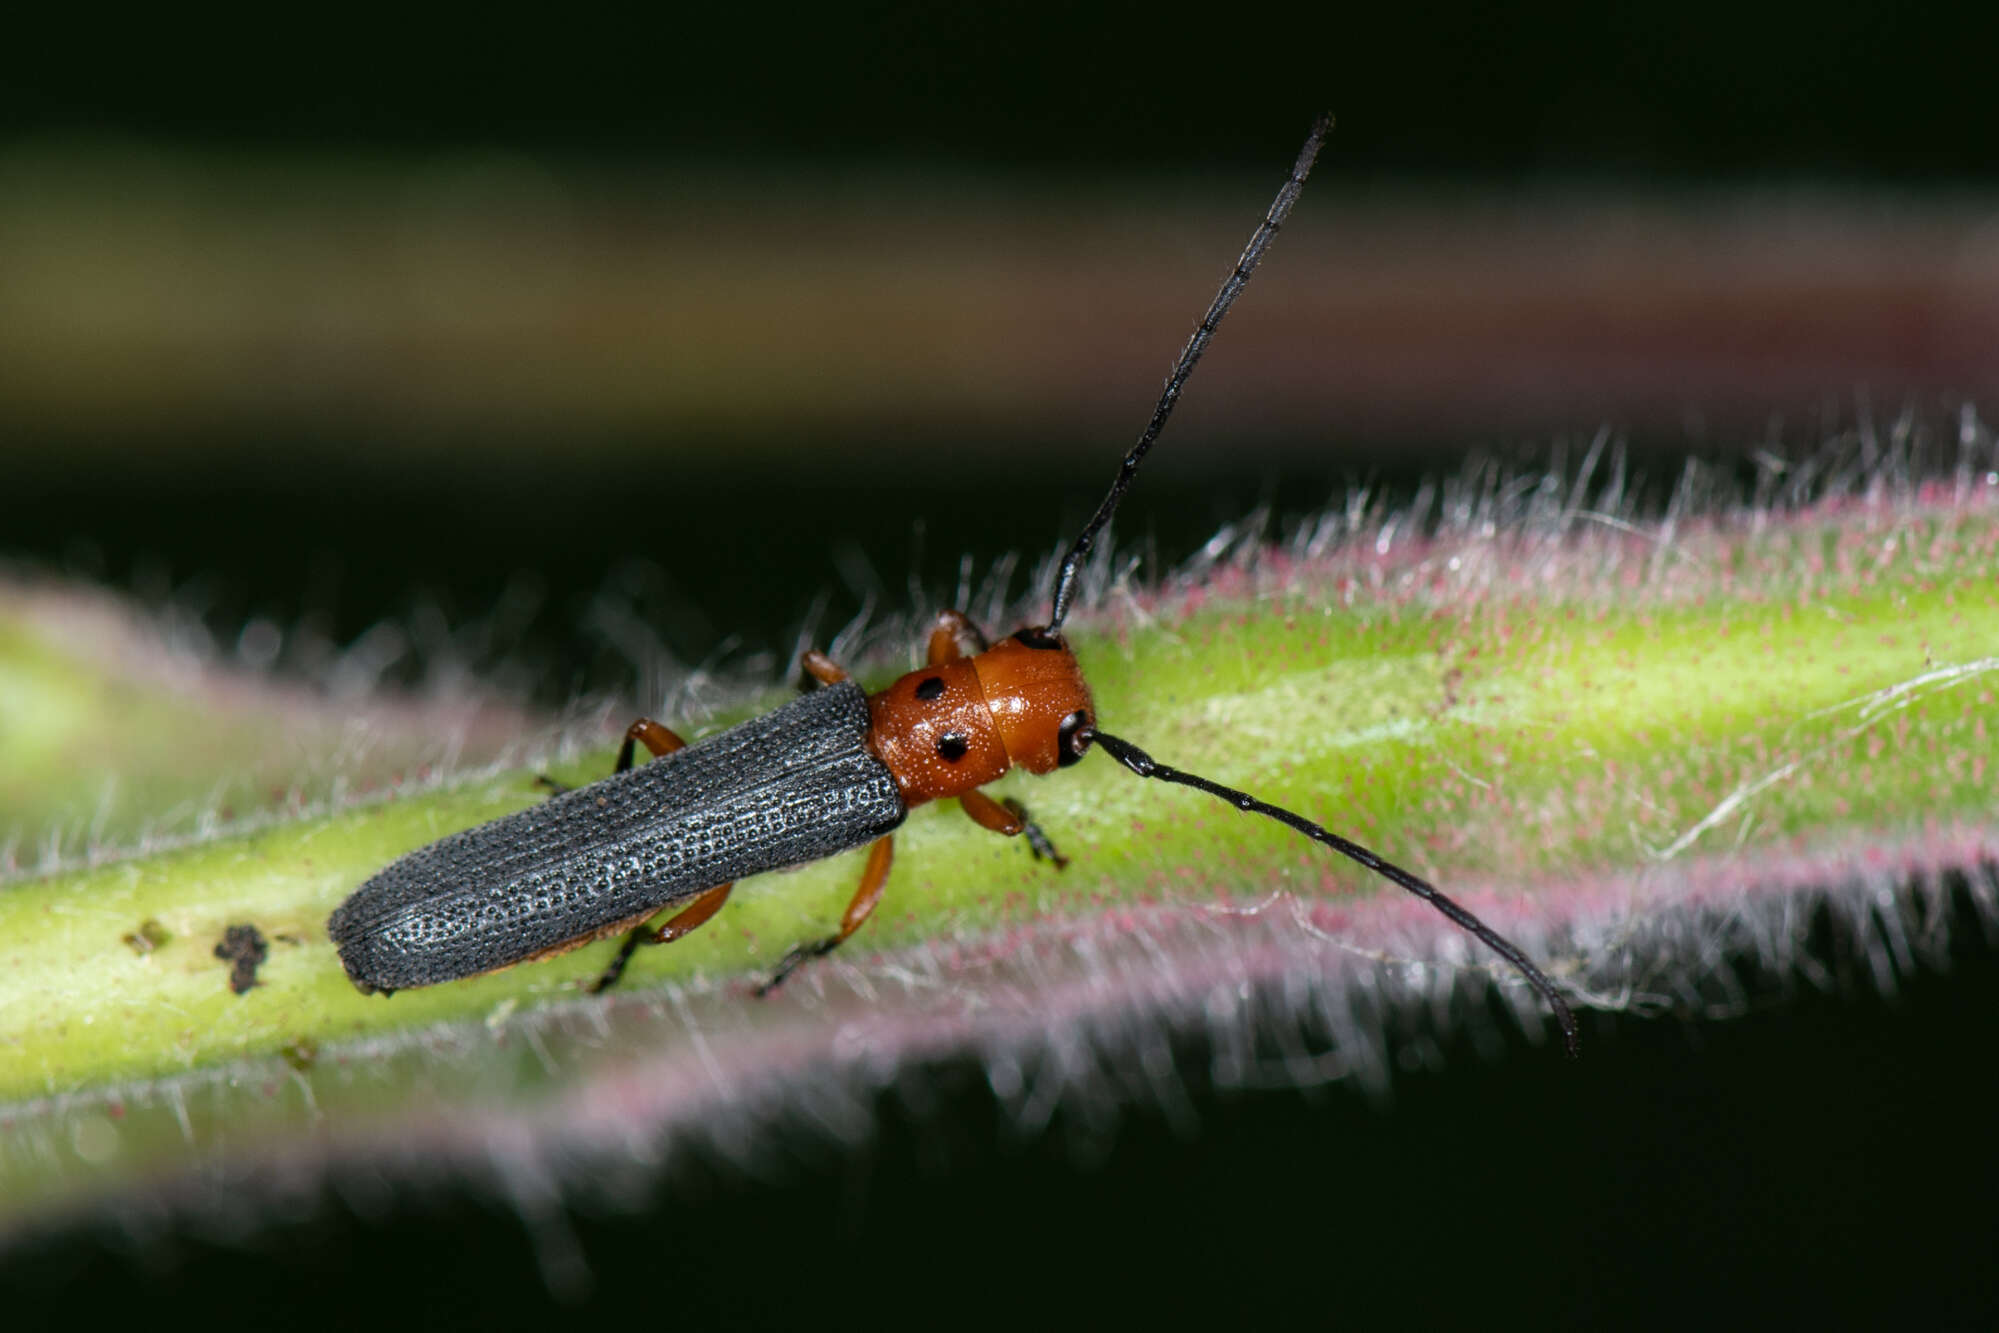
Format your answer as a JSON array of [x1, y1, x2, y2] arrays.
[[1046, 113, 1332, 631], [1087, 728, 1581, 1057]]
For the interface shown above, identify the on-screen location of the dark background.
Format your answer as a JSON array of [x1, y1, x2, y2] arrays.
[[9, 5, 1994, 178], [6, 5, 1998, 1323]]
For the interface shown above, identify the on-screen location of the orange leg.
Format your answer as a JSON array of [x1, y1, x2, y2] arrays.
[[959, 787, 1023, 834], [754, 834, 895, 995], [590, 882, 735, 994], [583, 719, 718, 993], [926, 609, 991, 665], [960, 789, 1069, 869], [617, 717, 686, 771], [539, 717, 688, 796], [801, 649, 849, 686]]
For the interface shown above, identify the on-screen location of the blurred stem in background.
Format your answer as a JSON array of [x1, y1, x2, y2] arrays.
[[3, 147, 1995, 443], [5, 146, 1996, 682]]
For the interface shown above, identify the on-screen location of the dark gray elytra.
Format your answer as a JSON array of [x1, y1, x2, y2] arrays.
[[328, 682, 907, 992]]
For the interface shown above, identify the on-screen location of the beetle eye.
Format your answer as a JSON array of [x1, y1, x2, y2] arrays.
[[1057, 710, 1091, 767]]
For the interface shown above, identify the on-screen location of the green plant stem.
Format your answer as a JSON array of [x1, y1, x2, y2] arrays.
[[1, 496, 1995, 1226]]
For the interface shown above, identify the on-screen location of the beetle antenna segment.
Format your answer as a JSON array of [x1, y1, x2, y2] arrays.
[[1045, 113, 1332, 632], [1085, 728, 1580, 1057]]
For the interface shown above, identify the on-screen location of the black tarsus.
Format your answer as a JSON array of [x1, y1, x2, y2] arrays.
[[1085, 727, 1580, 1057], [592, 934, 644, 994], [1003, 796, 1070, 869], [753, 933, 843, 998], [1046, 113, 1332, 631]]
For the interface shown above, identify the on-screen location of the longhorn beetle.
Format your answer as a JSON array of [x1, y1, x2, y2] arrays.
[[329, 115, 1580, 1056]]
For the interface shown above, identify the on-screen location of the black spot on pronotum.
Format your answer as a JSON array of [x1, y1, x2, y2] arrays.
[[937, 733, 970, 762], [914, 675, 945, 701], [1012, 627, 1065, 651], [213, 923, 270, 996], [1057, 710, 1092, 767]]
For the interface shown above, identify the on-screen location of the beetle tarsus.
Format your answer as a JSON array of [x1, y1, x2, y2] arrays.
[[589, 882, 737, 994], [752, 833, 895, 994], [590, 932, 643, 993], [1003, 797, 1069, 869], [753, 935, 843, 997]]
